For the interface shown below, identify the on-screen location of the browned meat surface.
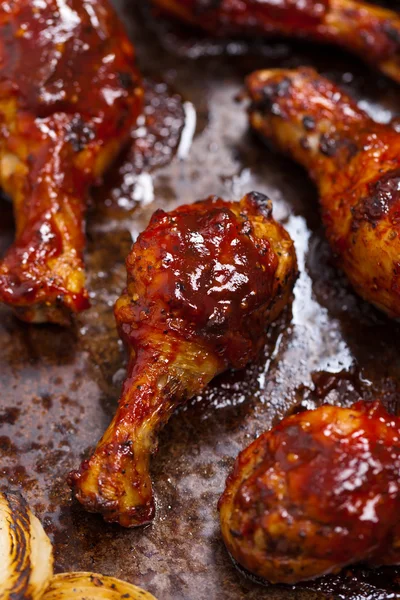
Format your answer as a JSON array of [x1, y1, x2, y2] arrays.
[[219, 401, 400, 584], [0, 0, 143, 324], [69, 192, 298, 527], [247, 67, 400, 318]]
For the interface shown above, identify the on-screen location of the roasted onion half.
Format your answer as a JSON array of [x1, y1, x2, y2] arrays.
[[0, 491, 156, 600], [41, 572, 157, 600], [0, 490, 54, 600]]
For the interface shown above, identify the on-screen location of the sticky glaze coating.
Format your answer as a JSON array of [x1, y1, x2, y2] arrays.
[[68, 192, 297, 527], [219, 401, 400, 584], [151, 0, 400, 83], [247, 67, 400, 318], [0, 0, 143, 324]]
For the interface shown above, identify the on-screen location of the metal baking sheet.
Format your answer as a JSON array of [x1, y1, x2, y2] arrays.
[[1, 2, 400, 598]]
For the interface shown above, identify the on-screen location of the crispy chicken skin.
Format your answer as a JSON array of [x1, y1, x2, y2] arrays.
[[247, 67, 400, 318], [219, 401, 400, 584], [0, 0, 143, 324], [151, 0, 400, 83], [68, 192, 297, 527]]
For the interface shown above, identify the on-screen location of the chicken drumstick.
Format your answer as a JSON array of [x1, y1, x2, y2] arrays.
[[0, 0, 143, 324], [151, 0, 400, 84], [69, 192, 297, 527], [247, 67, 400, 318], [219, 400, 400, 584]]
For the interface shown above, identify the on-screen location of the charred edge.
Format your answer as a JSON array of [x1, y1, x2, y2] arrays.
[[67, 466, 84, 489], [76, 492, 156, 527], [4, 491, 32, 595], [68, 460, 156, 526], [13, 302, 74, 327], [106, 499, 156, 527], [254, 78, 292, 115], [351, 167, 400, 231], [246, 192, 273, 218], [73, 492, 122, 518], [68, 469, 127, 518], [228, 551, 273, 588], [318, 134, 358, 160], [319, 134, 340, 157]]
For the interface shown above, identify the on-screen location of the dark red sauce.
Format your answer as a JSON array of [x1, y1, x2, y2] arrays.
[[120, 194, 280, 369], [0, 0, 143, 317]]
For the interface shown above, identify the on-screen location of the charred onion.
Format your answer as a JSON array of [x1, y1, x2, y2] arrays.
[[0, 491, 53, 600], [41, 572, 157, 600]]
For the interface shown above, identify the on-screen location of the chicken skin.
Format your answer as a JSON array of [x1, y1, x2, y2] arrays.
[[68, 192, 297, 527], [219, 401, 400, 584], [0, 0, 143, 324], [247, 67, 400, 318], [151, 0, 400, 83]]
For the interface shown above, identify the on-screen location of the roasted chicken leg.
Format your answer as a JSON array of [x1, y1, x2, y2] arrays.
[[69, 192, 297, 527], [219, 400, 400, 584], [0, 0, 143, 324], [151, 0, 400, 84], [247, 67, 400, 318]]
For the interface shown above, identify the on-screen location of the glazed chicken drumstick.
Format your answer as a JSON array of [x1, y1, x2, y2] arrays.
[[69, 192, 297, 527], [0, 0, 143, 324], [247, 67, 400, 318], [219, 400, 400, 584], [152, 0, 400, 83]]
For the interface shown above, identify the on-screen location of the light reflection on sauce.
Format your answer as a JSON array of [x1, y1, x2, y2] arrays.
[[177, 101, 197, 160]]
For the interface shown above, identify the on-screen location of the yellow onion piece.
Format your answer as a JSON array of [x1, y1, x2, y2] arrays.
[[41, 572, 158, 600], [0, 490, 54, 600]]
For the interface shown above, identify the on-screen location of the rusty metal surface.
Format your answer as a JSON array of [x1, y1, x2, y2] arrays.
[[1, 2, 400, 599]]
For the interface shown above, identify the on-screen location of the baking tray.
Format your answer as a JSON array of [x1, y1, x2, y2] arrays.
[[1, 2, 400, 599]]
